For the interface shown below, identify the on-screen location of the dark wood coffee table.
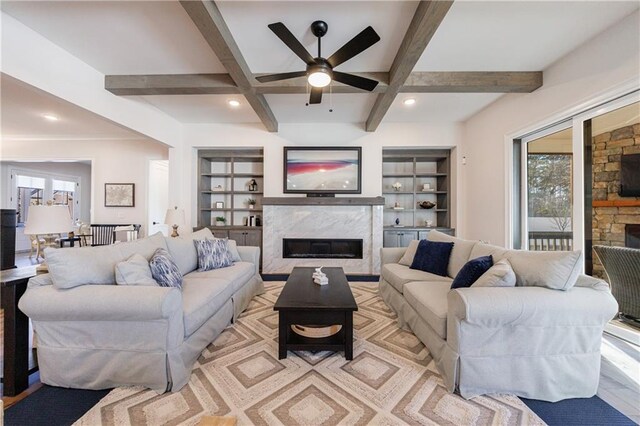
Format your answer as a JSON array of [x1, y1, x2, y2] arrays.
[[274, 267, 357, 360]]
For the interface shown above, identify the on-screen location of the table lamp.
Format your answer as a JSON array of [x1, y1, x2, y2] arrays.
[[24, 204, 75, 272], [164, 206, 185, 237]]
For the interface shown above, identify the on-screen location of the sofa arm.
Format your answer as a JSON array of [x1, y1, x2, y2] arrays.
[[448, 285, 618, 329], [237, 245, 260, 270], [19, 284, 182, 322], [381, 247, 406, 265]]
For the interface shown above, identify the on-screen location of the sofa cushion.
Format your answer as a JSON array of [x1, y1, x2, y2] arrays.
[[181, 276, 235, 337], [382, 263, 451, 294], [186, 262, 255, 294], [507, 250, 583, 291], [469, 242, 509, 263], [472, 258, 516, 288], [404, 281, 451, 339], [410, 240, 454, 277], [451, 256, 493, 289], [44, 232, 167, 289], [427, 230, 478, 278], [166, 228, 215, 275], [149, 248, 183, 289], [115, 254, 158, 286], [195, 239, 234, 271]]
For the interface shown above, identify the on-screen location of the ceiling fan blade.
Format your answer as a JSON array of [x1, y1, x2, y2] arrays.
[[327, 26, 381, 68], [332, 71, 379, 92], [255, 71, 307, 83], [268, 22, 315, 65], [309, 87, 323, 104]]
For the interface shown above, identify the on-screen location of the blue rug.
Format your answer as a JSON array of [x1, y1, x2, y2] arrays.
[[4, 385, 110, 426], [5, 385, 635, 425], [522, 395, 636, 425]]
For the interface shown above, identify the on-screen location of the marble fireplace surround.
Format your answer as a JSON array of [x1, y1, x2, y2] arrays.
[[262, 197, 384, 275]]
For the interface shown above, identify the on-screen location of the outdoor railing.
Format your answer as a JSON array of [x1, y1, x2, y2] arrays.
[[528, 231, 573, 251]]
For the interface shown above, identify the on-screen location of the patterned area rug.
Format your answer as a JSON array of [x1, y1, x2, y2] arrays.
[[75, 282, 544, 425]]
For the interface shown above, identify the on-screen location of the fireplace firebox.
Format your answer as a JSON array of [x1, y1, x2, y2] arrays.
[[283, 238, 363, 259], [626, 224, 640, 249]]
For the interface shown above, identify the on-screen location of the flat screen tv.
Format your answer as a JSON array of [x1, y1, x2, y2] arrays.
[[283, 147, 361, 195], [619, 153, 640, 197]]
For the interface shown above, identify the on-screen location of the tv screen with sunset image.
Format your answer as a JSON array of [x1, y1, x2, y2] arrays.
[[284, 147, 362, 194]]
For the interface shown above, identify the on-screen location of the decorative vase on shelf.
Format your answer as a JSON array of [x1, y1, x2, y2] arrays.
[[395, 218, 400, 226], [417, 201, 436, 209]]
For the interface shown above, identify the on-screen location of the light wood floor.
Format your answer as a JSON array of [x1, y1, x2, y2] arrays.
[[2, 252, 639, 420]]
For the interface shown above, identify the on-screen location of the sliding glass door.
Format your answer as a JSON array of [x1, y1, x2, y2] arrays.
[[519, 123, 574, 250]]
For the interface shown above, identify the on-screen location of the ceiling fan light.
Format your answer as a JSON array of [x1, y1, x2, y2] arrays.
[[308, 70, 331, 88]]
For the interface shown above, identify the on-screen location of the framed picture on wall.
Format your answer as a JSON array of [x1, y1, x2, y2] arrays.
[[104, 183, 135, 207], [215, 201, 225, 209]]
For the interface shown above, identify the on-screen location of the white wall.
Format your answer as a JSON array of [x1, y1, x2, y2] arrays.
[[461, 10, 640, 246], [0, 139, 168, 234], [0, 161, 92, 221], [178, 122, 462, 231]]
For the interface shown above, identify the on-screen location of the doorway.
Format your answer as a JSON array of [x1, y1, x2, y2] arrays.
[[148, 160, 169, 236]]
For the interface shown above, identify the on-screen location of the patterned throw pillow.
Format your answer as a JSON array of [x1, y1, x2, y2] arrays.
[[451, 255, 493, 289], [194, 239, 234, 272], [149, 248, 183, 288]]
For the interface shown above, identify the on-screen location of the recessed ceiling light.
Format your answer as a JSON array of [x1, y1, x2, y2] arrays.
[[43, 114, 59, 121], [403, 98, 416, 106], [228, 100, 240, 108]]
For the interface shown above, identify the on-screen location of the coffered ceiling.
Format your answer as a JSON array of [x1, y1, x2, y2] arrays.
[[1, 1, 638, 133]]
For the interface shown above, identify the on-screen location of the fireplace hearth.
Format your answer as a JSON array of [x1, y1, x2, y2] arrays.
[[283, 238, 363, 259]]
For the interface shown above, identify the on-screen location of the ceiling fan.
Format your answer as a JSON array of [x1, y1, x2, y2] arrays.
[[256, 21, 381, 105]]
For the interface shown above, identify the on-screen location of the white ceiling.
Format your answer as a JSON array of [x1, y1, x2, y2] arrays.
[[0, 73, 142, 140], [1, 1, 638, 129]]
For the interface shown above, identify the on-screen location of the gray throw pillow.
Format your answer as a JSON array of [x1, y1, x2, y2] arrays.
[[194, 239, 234, 271], [472, 258, 516, 288], [149, 248, 183, 288], [115, 254, 158, 286]]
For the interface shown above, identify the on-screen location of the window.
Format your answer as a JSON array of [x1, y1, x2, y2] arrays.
[[16, 175, 45, 224], [52, 179, 76, 219], [12, 171, 80, 224]]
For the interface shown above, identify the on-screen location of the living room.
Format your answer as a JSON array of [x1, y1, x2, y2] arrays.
[[1, 1, 639, 425]]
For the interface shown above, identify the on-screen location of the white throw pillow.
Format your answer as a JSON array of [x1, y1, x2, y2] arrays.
[[507, 250, 583, 291], [399, 240, 419, 266], [115, 254, 158, 286], [225, 238, 242, 262], [472, 258, 516, 288]]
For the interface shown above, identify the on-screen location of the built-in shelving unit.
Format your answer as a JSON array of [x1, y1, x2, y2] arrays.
[[382, 149, 453, 247], [197, 149, 263, 250]]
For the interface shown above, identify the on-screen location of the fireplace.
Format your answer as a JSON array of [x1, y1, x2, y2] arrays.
[[626, 224, 640, 249], [283, 238, 363, 259]]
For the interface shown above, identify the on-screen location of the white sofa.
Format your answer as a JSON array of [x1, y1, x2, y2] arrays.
[[19, 230, 264, 393], [379, 230, 618, 402]]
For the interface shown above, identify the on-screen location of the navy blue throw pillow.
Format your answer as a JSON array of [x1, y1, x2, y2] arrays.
[[451, 255, 494, 289], [410, 240, 454, 277]]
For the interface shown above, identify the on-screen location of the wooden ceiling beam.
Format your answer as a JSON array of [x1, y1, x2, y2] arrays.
[[105, 74, 238, 95], [401, 71, 543, 93], [105, 71, 542, 95], [365, 1, 454, 132], [179, 0, 278, 132]]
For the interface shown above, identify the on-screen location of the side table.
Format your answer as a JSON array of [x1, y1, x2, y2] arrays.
[[1, 266, 38, 396], [59, 236, 81, 248]]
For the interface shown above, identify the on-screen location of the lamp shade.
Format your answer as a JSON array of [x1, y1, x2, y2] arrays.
[[24, 205, 74, 235], [164, 207, 185, 226]]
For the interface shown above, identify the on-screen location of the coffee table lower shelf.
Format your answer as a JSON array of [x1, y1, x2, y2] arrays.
[[277, 311, 353, 360], [285, 328, 347, 352]]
